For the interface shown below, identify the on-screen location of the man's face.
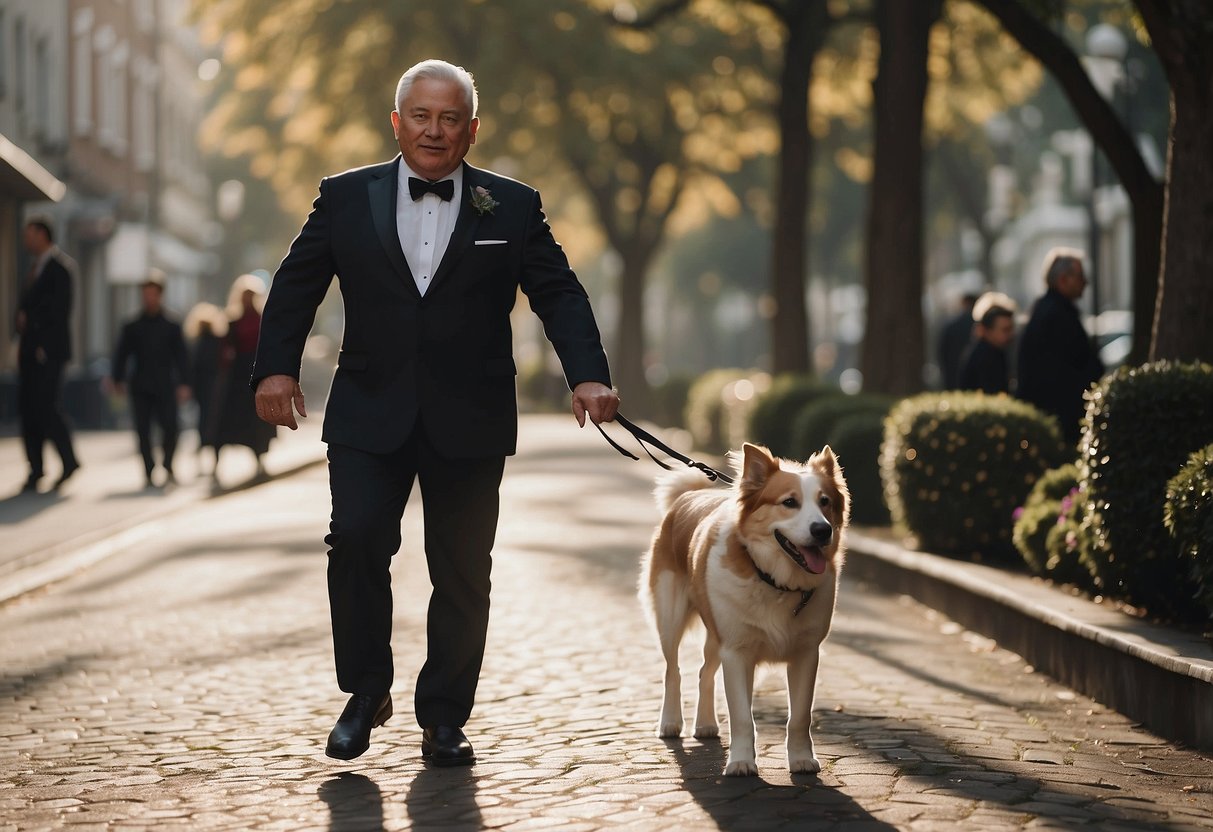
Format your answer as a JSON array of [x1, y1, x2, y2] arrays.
[[390, 77, 479, 182], [1058, 264, 1088, 300], [141, 284, 163, 314], [22, 224, 48, 255], [981, 315, 1015, 349]]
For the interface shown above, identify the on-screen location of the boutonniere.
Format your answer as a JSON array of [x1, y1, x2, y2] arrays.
[[470, 186, 499, 216]]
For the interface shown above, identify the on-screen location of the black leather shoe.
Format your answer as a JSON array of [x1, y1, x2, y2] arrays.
[[421, 725, 475, 767], [21, 475, 40, 493], [325, 693, 392, 760], [53, 463, 80, 490]]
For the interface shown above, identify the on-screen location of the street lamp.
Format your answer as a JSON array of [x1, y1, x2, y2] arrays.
[[1082, 23, 1128, 344]]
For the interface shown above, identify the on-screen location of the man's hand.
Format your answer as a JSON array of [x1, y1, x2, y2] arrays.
[[571, 381, 620, 427], [255, 374, 307, 430]]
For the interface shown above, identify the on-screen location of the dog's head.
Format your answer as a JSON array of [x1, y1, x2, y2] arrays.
[[731, 442, 850, 589]]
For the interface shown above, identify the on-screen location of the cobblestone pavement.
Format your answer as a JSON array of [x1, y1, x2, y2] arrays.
[[2, 416, 1210, 830]]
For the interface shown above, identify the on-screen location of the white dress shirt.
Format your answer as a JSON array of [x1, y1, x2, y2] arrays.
[[396, 162, 463, 296]]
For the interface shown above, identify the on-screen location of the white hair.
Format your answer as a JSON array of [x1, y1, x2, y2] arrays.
[[394, 59, 478, 119]]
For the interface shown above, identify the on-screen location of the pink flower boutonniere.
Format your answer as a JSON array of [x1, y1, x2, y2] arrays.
[[470, 186, 499, 216]]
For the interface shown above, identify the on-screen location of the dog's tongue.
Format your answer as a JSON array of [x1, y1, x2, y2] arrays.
[[798, 544, 828, 575]]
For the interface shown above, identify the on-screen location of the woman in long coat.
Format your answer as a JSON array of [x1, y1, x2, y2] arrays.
[[212, 274, 276, 481]]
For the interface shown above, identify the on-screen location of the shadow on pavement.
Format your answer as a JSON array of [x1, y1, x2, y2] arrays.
[[666, 736, 898, 829], [405, 764, 482, 829], [318, 771, 385, 831], [0, 489, 64, 523]]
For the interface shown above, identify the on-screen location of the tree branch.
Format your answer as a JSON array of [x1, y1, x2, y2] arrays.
[[973, 0, 1161, 203], [611, 0, 694, 29]]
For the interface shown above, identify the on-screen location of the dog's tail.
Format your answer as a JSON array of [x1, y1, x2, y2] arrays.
[[654, 469, 722, 514]]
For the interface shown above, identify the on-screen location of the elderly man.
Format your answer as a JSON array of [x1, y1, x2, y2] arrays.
[[1017, 248, 1104, 444], [252, 59, 619, 765]]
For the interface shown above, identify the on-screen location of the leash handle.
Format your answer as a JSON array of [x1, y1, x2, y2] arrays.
[[595, 413, 734, 484]]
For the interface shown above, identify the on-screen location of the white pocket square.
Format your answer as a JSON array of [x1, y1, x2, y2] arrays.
[[474, 239, 508, 246]]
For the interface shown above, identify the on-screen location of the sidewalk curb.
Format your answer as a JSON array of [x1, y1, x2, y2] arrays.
[[0, 455, 326, 606], [845, 529, 1213, 753]]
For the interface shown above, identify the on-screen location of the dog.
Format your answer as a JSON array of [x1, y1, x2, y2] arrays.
[[641, 442, 849, 776]]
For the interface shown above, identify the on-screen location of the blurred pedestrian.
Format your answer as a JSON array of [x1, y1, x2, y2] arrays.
[[16, 215, 80, 493], [212, 274, 276, 484], [109, 270, 190, 487], [252, 59, 618, 765], [959, 292, 1017, 396], [1017, 248, 1104, 445], [938, 291, 978, 390], [183, 302, 229, 475]]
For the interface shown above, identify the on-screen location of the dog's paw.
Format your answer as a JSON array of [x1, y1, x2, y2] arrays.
[[789, 755, 821, 774], [656, 721, 683, 739], [723, 758, 758, 777], [692, 723, 720, 739]]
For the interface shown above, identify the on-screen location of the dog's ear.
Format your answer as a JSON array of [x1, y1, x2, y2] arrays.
[[740, 442, 778, 485], [814, 445, 838, 477]]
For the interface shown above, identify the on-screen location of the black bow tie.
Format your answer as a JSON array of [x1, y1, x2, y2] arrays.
[[409, 177, 454, 201]]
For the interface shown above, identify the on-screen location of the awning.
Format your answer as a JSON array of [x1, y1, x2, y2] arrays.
[[0, 133, 66, 202]]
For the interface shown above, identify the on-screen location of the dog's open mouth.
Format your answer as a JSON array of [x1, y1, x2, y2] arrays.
[[774, 530, 828, 575]]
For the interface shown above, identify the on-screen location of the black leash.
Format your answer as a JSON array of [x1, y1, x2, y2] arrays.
[[595, 413, 734, 484]]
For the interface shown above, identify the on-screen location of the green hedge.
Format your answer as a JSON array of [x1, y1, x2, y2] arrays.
[[649, 374, 693, 429], [881, 392, 1068, 560], [747, 375, 838, 458], [1012, 463, 1091, 586], [827, 412, 890, 526], [789, 393, 896, 462], [685, 369, 768, 454], [1078, 361, 1213, 622], [1164, 443, 1213, 625]]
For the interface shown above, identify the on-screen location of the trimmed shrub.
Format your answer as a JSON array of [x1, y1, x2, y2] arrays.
[[881, 392, 1068, 560], [1078, 361, 1213, 621], [747, 375, 838, 458], [790, 392, 896, 461], [826, 412, 890, 526], [685, 369, 769, 454], [1164, 444, 1213, 624], [650, 374, 693, 429], [1011, 463, 1092, 587]]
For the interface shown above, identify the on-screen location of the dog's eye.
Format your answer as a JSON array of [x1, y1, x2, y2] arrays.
[[782, 497, 799, 509], [818, 495, 831, 508]]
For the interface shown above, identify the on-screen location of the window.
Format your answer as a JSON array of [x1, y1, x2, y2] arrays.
[[14, 15, 25, 113], [33, 36, 48, 138], [73, 10, 94, 134]]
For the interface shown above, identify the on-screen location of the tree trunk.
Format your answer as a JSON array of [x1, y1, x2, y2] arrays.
[[860, 0, 940, 396], [1140, 0, 1213, 361], [769, 3, 825, 375], [614, 246, 655, 416], [975, 0, 1165, 365]]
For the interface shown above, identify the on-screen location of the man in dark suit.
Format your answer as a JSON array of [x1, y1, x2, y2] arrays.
[[110, 270, 191, 487], [1017, 248, 1104, 445], [252, 59, 619, 766], [16, 216, 80, 493]]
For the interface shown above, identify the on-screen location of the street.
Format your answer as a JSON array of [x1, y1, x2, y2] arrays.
[[1, 415, 1210, 830]]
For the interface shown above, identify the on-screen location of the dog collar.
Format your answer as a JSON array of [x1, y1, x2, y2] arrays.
[[752, 562, 814, 616]]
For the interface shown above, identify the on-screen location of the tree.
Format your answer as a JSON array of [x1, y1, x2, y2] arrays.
[[1136, 0, 1213, 362], [194, 0, 771, 412], [973, 0, 1165, 363], [859, 0, 942, 396]]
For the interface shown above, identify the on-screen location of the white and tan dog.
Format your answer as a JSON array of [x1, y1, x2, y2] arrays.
[[641, 442, 849, 776]]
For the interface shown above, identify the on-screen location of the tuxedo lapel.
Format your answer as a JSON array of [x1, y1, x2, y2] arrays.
[[427, 163, 484, 294], [368, 157, 419, 296]]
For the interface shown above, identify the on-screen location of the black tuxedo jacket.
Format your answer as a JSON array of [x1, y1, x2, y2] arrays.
[[252, 157, 612, 458], [112, 312, 189, 396], [18, 252, 74, 363]]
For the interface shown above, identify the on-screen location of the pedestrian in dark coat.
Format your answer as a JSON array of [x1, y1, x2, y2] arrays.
[[959, 292, 1017, 396], [938, 292, 978, 389], [110, 271, 190, 486], [1017, 249, 1104, 445], [212, 274, 276, 482], [16, 216, 80, 492], [184, 302, 229, 472]]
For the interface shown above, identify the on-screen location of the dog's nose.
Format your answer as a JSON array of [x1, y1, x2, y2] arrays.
[[810, 521, 832, 545]]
